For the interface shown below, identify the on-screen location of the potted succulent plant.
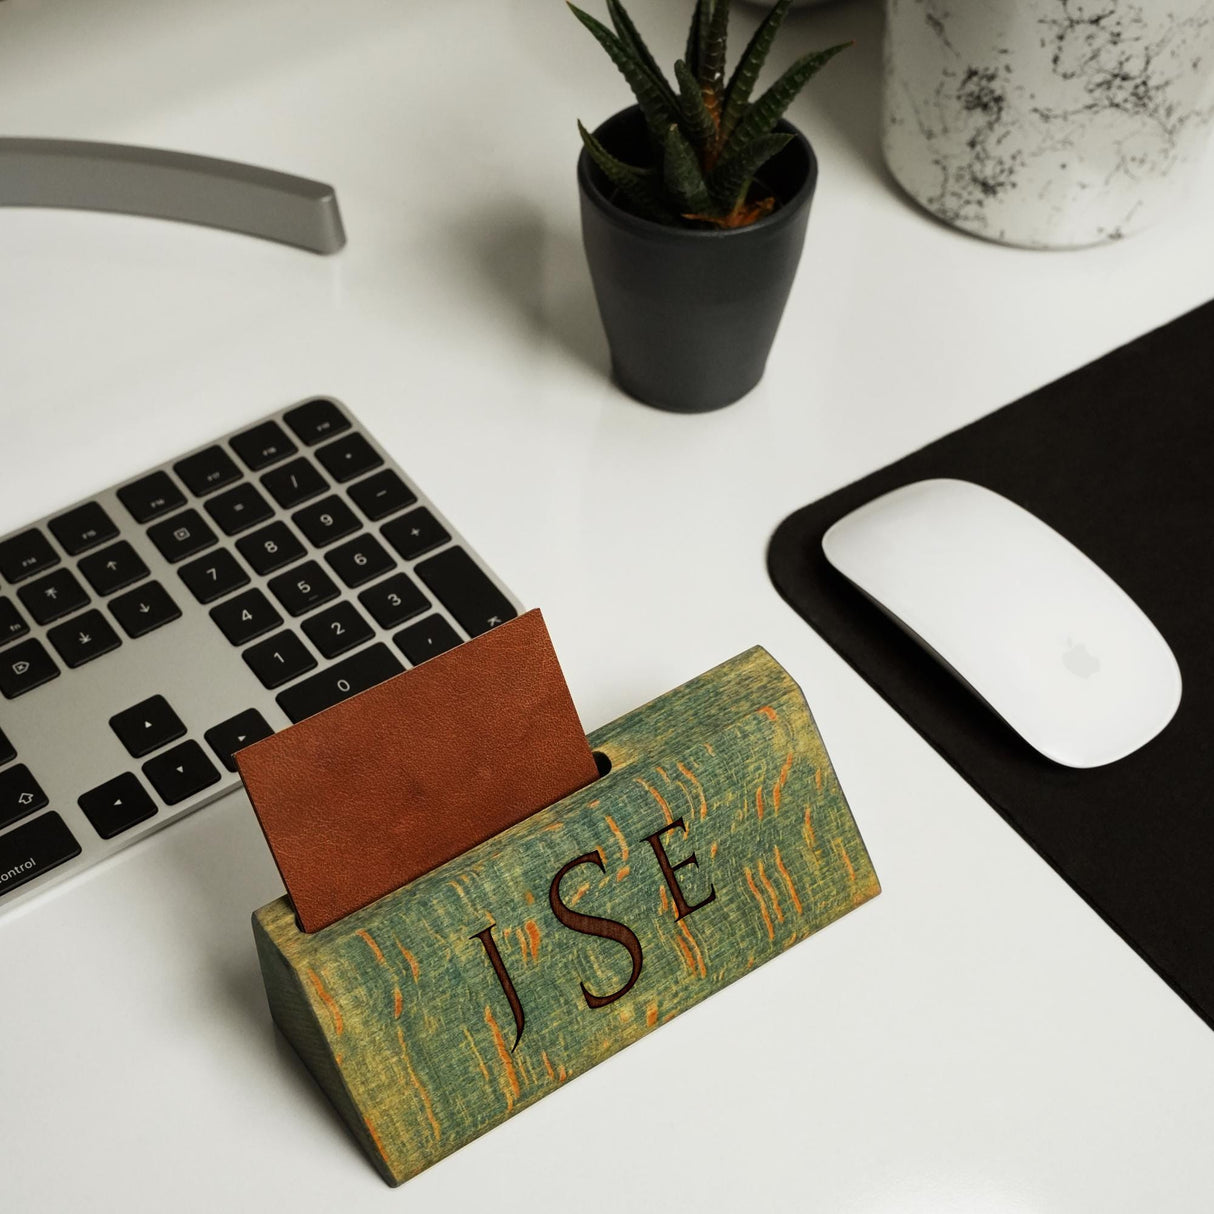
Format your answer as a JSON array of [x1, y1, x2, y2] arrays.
[[572, 0, 848, 412]]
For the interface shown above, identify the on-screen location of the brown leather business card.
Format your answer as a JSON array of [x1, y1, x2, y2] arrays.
[[236, 609, 599, 932]]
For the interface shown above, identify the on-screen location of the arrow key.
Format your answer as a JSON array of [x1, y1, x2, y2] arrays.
[[143, 740, 221, 805], [0, 763, 48, 830], [48, 608, 122, 668], [78, 540, 149, 597], [109, 581, 181, 639], [204, 708, 275, 773], [109, 694, 186, 759], [79, 773, 157, 839]]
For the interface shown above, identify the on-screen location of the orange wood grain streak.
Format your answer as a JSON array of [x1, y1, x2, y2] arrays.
[[483, 1006, 521, 1108], [772, 845, 803, 915], [306, 968, 344, 1036], [744, 867, 775, 942], [356, 929, 387, 965]]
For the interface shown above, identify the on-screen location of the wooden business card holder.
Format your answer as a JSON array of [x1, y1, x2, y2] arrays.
[[252, 646, 881, 1186]]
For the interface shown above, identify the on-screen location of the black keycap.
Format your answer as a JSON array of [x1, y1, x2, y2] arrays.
[[142, 741, 221, 806], [293, 495, 360, 548], [78, 773, 157, 839], [261, 457, 328, 509], [358, 571, 428, 629], [110, 581, 182, 638], [0, 598, 28, 647], [118, 471, 187, 523], [315, 432, 382, 483], [415, 547, 517, 638], [395, 615, 462, 666], [382, 508, 450, 561], [0, 764, 48, 829], [148, 509, 217, 563], [210, 588, 282, 646], [237, 521, 306, 576], [243, 631, 317, 689], [326, 533, 394, 588], [47, 609, 122, 669], [78, 540, 149, 596], [178, 549, 250, 605], [283, 398, 350, 446], [0, 727, 13, 765], [267, 560, 339, 617], [0, 529, 59, 584], [230, 420, 297, 471], [348, 469, 417, 521], [0, 813, 80, 899], [277, 643, 404, 723], [303, 601, 374, 659], [18, 568, 89, 625], [205, 709, 274, 773], [174, 445, 241, 497], [204, 483, 273, 536], [0, 639, 59, 699], [48, 501, 118, 555], [109, 695, 187, 759]]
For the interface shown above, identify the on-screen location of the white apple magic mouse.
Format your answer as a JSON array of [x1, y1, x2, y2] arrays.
[[820, 478, 1181, 768]]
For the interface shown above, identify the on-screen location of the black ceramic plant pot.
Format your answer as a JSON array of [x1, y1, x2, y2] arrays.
[[578, 106, 818, 414]]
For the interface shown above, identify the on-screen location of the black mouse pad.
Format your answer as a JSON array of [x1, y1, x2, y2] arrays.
[[768, 300, 1214, 1028]]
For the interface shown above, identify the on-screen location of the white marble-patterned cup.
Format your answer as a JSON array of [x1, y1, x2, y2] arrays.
[[882, 0, 1214, 247]]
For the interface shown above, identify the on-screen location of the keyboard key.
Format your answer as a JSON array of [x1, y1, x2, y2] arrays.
[[110, 582, 182, 638], [261, 457, 327, 509], [243, 631, 317, 689], [0, 764, 48, 829], [415, 547, 517, 638], [205, 483, 273, 536], [118, 471, 187, 523], [178, 549, 250, 605], [109, 695, 187, 759], [382, 508, 450, 561], [47, 609, 122, 668], [174, 445, 241, 497], [48, 501, 118, 555], [284, 398, 350, 446], [230, 420, 297, 471], [210, 588, 282, 646], [148, 509, 217, 564], [78, 540, 149, 596], [0, 598, 29, 647], [142, 741, 221, 805], [358, 571, 428, 629], [78, 773, 157, 839], [237, 521, 306, 576], [395, 615, 462, 665], [302, 601, 374, 659], [267, 561, 339, 617], [0, 813, 81, 899], [205, 709, 274, 773], [293, 496, 360, 548], [0, 528, 59, 584], [276, 643, 404, 723], [0, 639, 59, 699], [0, 728, 13, 765], [316, 432, 382, 483], [348, 469, 417, 521], [18, 568, 90, 625], [326, 533, 393, 588]]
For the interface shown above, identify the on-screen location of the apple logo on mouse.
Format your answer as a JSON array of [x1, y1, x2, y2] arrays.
[[1063, 637, 1101, 678]]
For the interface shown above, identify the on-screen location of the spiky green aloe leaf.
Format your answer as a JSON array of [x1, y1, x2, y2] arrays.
[[605, 0, 677, 110], [578, 121, 677, 224], [661, 123, 715, 215], [674, 59, 717, 150], [568, 3, 680, 146], [719, 0, 795, 141], [707, 131, 792, 212], [684, 0, 712, 82], [699, 0, 731, 115], [720, 42, 850, 160]]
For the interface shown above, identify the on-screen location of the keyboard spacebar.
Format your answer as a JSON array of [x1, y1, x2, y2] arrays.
[[276, 643, 404, 723]]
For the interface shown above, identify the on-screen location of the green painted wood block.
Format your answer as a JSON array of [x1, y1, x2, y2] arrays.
[[252, 646, 880, 1186]]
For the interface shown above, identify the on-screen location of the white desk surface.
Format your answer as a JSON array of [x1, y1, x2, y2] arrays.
[[3, 1, 1213, 1209]]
